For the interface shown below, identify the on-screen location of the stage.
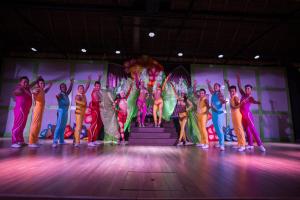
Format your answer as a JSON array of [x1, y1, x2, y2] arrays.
[[0, 139, 299, 200]]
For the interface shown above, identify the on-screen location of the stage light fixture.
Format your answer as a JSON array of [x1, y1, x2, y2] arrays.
[[31, 47, 37, 52], [115, 50, 121, 54], [81, 48, 87, 53], [148, 32, 155, 37], [177, 52, 183, 57], [254, 55, 260, 59], [218, 54, 224, 58]]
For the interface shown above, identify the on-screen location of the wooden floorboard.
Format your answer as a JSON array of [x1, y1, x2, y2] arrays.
[[0, 138, 299, 199]]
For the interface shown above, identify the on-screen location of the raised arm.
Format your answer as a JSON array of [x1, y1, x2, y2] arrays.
[[224, 79, 230, 92], [206, 79, 214, 95], [236, 74, 245, 96], [162, 73, 171, 91], [134, 72, 140, 89], [66, 78, 74, 95], [84, 75, 91, 93], [44, 81, 53, 94], [170, 82, 179, 99], [186, 99, 193, 112], [193, 80, 199, 98], [97, 74, 102, 82], [249, 96, 261, 105], [125, 82, 134, 99]]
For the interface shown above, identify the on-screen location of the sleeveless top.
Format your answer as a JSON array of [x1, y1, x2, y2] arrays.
[[211, 92, 223, 114], [75, 94, 87, 115]]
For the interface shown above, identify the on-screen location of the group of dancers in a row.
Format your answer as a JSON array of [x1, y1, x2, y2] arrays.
[[10, 73, 265, 152]]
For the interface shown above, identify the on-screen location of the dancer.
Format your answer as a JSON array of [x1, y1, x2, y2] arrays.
[[52, 78, 74, 148], [28, 77, 52, 148], [73, 75, 91, 147], [224, 79, 246, 152], [134, 73, 148, 127], [237, 74, 266, 152], [11, 76, 38, 148], [206, 79, 227, 151], [87, 75, 103, 147], [113, 82, 133, 145], [152, 74, 171, 127], [171, 83, 193, 146], [193, 80, 210, 149]]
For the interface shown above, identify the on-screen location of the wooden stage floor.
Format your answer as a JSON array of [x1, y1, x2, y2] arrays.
[[0, 138, 299, 200]]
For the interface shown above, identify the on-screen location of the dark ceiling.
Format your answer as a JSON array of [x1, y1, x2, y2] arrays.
[[0, 0, 300, 65]]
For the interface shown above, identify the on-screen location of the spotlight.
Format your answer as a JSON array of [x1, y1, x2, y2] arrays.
[[31, 47, 37, 52], [254, 55, 260, 59], [81, 48, 87, 53], [115, 50, 121, 54], [218, 54, 224, 59], [177, 52, 183, 57], [148, 32, 155, 37]]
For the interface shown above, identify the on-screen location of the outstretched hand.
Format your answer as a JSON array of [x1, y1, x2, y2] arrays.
[[206, 79, 211, 84], [70, 77, 75, 82]]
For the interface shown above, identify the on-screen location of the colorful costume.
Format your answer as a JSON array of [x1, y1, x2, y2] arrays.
[[12, 86, 32, 144], [135, 74, 148, 126], [53, 92, 69, 144], [197, 97, 209, 145], [87, 89, 103, 143], [211, 92, 225, 146], [74, 94, 87, 144], [29, 89, 45, 144], [240, 96, 262, 146], [230, 96, 246, 147]]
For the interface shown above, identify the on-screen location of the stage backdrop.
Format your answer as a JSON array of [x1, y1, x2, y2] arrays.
[[0, 59, 107, 138], [191, 64, 294, 142]]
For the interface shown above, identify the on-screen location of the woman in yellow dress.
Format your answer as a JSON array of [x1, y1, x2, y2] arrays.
[[74, 76, 91, 147], [29, 77, 52, 148], [225, 79, 246, 152]]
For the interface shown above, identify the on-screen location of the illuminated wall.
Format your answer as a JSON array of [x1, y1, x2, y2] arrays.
[[191, 64, 294, 142], [0, 59, 107, 137]]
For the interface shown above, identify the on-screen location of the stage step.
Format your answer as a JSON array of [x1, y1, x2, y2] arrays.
[[129, 121, 178, 146], [129, 138, 177, 146], [130, 132, 172, 139]]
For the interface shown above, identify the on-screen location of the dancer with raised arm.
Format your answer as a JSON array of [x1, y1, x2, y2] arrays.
[[52, 78, 74, 148], [193, 80, 210, 149], [236, 74, 266, 152], [87, 75, 103, 147], [171, 83, 193, 146], [152, 74, 171, 127], [73, 75, 91, 147], [29, 77, 52, 148], [206, 79, 227, 151], [224, 79, 246, 152], [135, 73, 148, 127], [113, 82, 133, 145], [11, 76, 38, 148]]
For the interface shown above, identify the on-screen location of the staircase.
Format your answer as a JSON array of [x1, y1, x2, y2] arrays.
[[129, 121, 178, 146]]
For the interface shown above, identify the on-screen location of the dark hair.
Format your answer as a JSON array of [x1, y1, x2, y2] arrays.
[[200, 88, 206, 93], [78, 84, 84, 89], [60, 83, 66, 88], [115, 94, 121, 101], [229, 85, 237, 91], [214, 83, 221, 87], [37, 78, 45, 83], [245, 84, 253, 89], [94, 81, 101, 86], [19, 76, 29, 82]]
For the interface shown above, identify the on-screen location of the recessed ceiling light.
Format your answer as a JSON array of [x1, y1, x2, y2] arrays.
[[218, 54, 224, 58], [148, 32, 155, 37], [81, 48, 87, 53], [254, 55, 260, 59], [31, 47, 37, 52], [115, 50, 121, 54], [177, 52, 183, 57]]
